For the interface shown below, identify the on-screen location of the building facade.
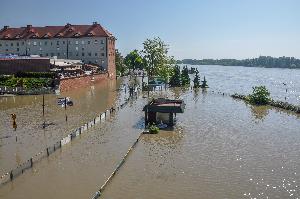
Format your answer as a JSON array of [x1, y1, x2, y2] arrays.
[[0, 22, 116, 77]]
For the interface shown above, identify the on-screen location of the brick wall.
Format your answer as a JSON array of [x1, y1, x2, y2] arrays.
[[59, 73, 108, 92], [107, 37, 116, 79], [0, 58, 50, 74]]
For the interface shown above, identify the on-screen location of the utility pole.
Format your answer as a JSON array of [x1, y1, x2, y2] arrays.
[[65, 97, 68, 122], [42, 93, 46, 128]]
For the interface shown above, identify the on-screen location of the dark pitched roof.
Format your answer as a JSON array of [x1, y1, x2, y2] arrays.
[[0, 23, 113, 40], [143, 98, 185, 113]]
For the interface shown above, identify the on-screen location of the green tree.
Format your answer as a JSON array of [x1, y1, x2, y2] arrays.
[[248, 86, 271, 105], [181, 66, 190, 86], [193, 69, 200, 88], [115, 49, 127, 76], [124, 50, 144, 71], [142, 37, 174, 82], [169, 65, 181, 87]]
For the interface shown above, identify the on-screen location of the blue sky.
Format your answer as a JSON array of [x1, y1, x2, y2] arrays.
[[1, 0, 299, 59]]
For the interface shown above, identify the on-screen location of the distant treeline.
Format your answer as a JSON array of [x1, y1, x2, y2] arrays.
[[177, 56, 300, 69]]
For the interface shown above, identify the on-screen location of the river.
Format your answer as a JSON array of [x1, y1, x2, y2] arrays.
[[0, 65, 300, 199]]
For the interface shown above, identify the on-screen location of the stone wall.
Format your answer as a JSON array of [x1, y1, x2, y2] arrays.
[[59, 73, 108, 92]]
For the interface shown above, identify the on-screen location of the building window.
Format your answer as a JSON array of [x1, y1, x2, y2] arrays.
[[76, 47, 78, 51], [69, 41, 71, 44], [28, 48, 30, 51], [11, 43, 14, 46], [57, 41, 59, 45], [82, 52, 85, 56], [33, 42, 37, 46], [57, 47, 60, 51], [88, 52, 91, 56], [88, 41, 91, 44], [5, 43, 8, 46], [63, 41, 65, 45], [75, 41, 78, 45], [82, 48, 84, 51], [45, 41, 48, 45], [39, 48, 42, 51], [101, 53, 105, 56], [22, 42, 24, 46], [94, 40, 98, 44], [51, 42, 53, 46], [17, 42, 19, 46], [0, 43, 2, 47], [46, 53, 49, 56], [6, 49, 8, 51], [40, 54, 43, 57], [81, 41, 85, 45], [39, 42, 42, 46], [57, 53, 60, 56], [51, 53, 54, 57], [101, 40, 104, 44], [95, 53, 98, 56], [101, 47, 104, 50], [76, 53, 79, 56], [69, 52, 72, 56]]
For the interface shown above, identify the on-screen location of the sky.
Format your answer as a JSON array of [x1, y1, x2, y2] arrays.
[[1, 0, 300, 60]]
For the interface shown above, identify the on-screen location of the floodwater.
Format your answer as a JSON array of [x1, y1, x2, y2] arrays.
[[0, 65, 300, 199], [0, 79, 122, 174], [185, 64, 300, 104]]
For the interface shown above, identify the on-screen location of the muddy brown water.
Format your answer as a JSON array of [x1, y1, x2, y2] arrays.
[[0, 67, 300, 199], [0, 85, 300, 199], [0, 79, 126, 174]]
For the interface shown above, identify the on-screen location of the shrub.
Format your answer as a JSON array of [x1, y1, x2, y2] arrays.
[[181, 66, 190, 86], [248, 86, 271, 105], [169, 65, 181, 87], [193, 69, 201, 88], [148, 124, 159, 134]]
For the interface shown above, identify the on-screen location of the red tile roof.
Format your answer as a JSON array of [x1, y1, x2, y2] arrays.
[[0, 23, 113, 40]]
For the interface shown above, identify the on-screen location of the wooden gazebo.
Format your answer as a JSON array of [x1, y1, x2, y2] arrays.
[[143, 98, 185, 127]]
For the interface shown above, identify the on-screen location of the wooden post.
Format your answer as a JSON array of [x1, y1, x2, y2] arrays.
[[169, 113, 174, 126], [145, 108, 148, 126]]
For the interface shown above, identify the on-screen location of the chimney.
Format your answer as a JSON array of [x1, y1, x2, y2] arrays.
[[65, 23, 71, 28], [27, 25, 32, 29], [3, 25, 9, 30], [92, 22, 98, 26]]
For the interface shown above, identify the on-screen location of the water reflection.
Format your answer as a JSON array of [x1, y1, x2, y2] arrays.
[[248, 104, 270, 122]]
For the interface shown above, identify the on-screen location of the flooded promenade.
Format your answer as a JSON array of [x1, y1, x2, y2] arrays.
[[0, 79, 121, 174], [0, 65, 300, 199]]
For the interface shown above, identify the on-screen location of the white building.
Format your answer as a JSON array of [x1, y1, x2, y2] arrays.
[[0, 22, 116, 77]]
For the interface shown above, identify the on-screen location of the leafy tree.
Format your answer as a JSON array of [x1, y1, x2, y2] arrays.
[[169, 65, 181, 87], [248, 86, 271, 105], [193, 69, 200, 88], [124, 50, 144, 71], [142, 37, 174, 82], [115, 49, 127, 76], [181, 66, 190, 86]]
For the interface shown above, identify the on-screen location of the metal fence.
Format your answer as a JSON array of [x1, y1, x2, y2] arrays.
[[0, 97, 133, 187]]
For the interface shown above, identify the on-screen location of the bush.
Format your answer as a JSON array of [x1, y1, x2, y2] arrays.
[[169, 65, 181, 87], [181, 66, 190, 86], [0, 76, 53, 89], [193, 69, 200, 88], [148, 124, 159, 134], [248, 86, 271, 105]]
